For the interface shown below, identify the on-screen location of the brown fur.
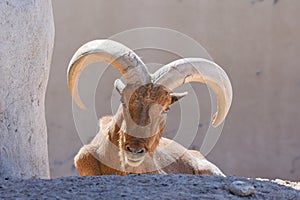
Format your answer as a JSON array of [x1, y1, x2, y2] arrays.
[[74, 83, 225, 176], [75, 117, 224, 176], [126, 84, 172, 126]]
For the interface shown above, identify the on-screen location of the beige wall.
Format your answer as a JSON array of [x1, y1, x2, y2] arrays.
[[48, 0, 300, 180]]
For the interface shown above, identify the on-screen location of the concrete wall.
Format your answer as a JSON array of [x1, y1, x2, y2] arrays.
[[0, 0, 53, 178], [47, 0, 300, 181]]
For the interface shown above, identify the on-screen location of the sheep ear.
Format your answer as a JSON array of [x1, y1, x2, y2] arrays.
[[170, 92, 188, 104], [114, 79, 125, 94]]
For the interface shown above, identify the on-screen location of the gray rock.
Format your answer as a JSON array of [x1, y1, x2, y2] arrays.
[[229, 180, 255, 197], [0, 175, 299, 199]]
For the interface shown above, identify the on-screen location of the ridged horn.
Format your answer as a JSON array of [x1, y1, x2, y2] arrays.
[[153, 58, 232, 127], [67, 39, 150, 109]]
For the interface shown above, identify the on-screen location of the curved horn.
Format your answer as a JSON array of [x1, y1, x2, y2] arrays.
[[67, 39, 151, 108], [153, 58, 232, 127]]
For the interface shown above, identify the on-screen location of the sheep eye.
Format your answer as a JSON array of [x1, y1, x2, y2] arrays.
[[120, 97, 127, 109], [161, 107, 170, 114]]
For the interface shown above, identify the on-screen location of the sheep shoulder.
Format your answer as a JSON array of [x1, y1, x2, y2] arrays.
[[74, 116, 127, 176]]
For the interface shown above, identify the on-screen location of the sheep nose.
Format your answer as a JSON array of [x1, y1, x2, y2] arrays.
[[125, 145, 145, 154]]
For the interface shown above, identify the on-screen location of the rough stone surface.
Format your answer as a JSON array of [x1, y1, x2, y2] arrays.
[[0, 175, 299, 199], [229, 180, 255, 197], [0, 0, 54, 178]]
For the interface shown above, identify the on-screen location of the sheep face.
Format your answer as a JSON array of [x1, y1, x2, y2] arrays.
[[118, 83, 180, 167]]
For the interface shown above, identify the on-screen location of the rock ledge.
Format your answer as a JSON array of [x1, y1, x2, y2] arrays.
[[0, 175, 299, 199]]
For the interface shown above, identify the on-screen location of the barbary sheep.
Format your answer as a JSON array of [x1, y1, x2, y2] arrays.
[[67, 39, 232, 176]]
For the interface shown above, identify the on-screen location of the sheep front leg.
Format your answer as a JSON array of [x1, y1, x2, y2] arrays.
[[188, 150, 225, 176], [74, 145, 102, 176]]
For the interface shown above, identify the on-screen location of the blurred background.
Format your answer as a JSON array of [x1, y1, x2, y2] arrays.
[[47, 0, 300, 181]]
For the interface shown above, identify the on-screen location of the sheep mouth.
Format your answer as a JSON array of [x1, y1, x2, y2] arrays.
[[126, 157, 144, 167]]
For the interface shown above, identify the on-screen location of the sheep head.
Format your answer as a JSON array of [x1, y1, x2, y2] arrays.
[[113, 82, 186, 167], [67, 39, 232, 168]]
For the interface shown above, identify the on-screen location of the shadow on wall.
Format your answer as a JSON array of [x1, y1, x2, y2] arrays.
[[251, 0, 279, 5]]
